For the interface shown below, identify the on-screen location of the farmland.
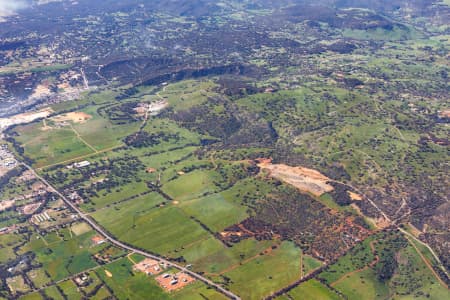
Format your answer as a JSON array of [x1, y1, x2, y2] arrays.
[[1, 0, 449, 299]]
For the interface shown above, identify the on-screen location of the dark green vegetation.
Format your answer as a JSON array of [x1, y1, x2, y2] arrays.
[[1, 0, 449, 299]]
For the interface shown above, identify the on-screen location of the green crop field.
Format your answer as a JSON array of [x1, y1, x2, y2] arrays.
[[13, 122, 94, 168], [161, 169, 221, 201], [179, 238, 275, 275], [224, 241, 302, 300], [283, 279, 341, 300], [18, 292, 44, 300], [94, 205, 209, 255], [172, 281, 229, 300], [70, 109, 138, 151], [92, 192, 166, 229], [58, 280, 82, 300], [95, 258, 169, 300], [42, 286, 64, 300], [19, 229, 100, 281], [179, 193, 248, 232], [27, 268, 52, 287], [85, 180, 150, 210]]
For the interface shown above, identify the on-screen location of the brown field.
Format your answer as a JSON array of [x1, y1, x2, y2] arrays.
[[155, 272, 195, 292], [438, 109, 450, 118], [257, 159, 334, 196], [52, 112, 92, 124]]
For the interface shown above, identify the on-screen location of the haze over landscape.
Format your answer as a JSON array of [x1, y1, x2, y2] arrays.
[[0, 1, 448, 299]]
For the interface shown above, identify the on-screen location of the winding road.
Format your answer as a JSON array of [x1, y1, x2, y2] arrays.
[[22, 163, 241, 300]]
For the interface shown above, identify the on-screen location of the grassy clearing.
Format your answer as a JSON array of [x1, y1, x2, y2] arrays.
[[96, 258, 169, 300], [0, 233, 25, 263], [303, 254, 323, 274], [284, 279, 341, 300], [94, 204, 209, 256], [91, 192, 166, 229], [387, 245, 450, 299], [20, 229, 100, 281], [333, 268, 388, 300], [71, 105, 139, 150], [70, 222, 92, 236], [13, 122, 94, 168], [7, 275, 30, 295], [158, 80, 218, 112], [27, 268, 52, 287], [172, 281, 229, 300], [42, 286, 64, 300], [18, 292, 44, 300], [179, 193, 248, 232], [224, 241, 302, 300], [161, 169, 221, 201], [58, 280, 82, 300], [180, 238, 275, 275], [138, 146, 198, 170], [318, 237, 375, 284], [84, 180, 150, 211]]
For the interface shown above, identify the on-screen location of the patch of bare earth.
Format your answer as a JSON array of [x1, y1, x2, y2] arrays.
[[0, 200, 15, 212], [438, 109, 450, 118], [257, 159, 334, 196], [0, 108, 53, 130], [52, 112, 92, 124], [22, 203, 42, 215], [348, 191, 362, 201]]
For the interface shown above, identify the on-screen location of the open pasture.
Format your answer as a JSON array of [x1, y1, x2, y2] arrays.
[[223, 241, 302, 300]]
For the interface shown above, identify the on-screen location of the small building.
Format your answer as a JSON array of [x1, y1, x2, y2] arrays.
[[74, 161, 90, 168], [91, 235, 105, 245]]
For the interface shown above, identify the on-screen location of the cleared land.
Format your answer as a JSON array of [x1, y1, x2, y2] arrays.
[[257, 160, 334, 197]]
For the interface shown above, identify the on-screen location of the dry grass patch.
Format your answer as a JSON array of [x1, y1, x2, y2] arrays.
[[52, 112, 92, 124]]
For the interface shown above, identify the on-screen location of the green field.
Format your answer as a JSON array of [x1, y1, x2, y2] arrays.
[[42, 286, 64, 300], [85, 180, 150, 210], [224, 241, 302, 300], [58, 280, 82, 300], [19, 292, 44, 300], [161, 169, 221, 201], [96, 258, 169, 300], [94, 204, 209, 255], [13, 122, 94, 168], [27, 268, 52, 287], [172, 281, 229, 300], [70, 105, 139, 150], [179, 193, 248, 232], [19, 229, 100, 281], [179, 238, 275, 275], [283, 279, 341, 300]]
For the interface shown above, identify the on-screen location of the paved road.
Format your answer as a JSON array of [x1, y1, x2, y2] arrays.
[[23, 163, 241, 300]]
